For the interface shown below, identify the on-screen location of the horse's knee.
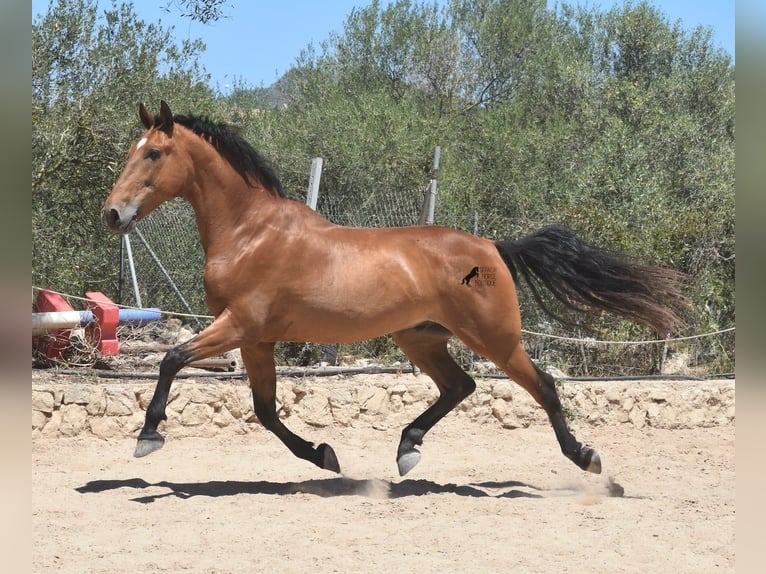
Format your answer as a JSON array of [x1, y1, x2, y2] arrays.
[[159, 345, 189, 377]]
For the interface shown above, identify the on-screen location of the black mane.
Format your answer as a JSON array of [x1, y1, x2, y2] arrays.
[[171, 114, 285, 197]]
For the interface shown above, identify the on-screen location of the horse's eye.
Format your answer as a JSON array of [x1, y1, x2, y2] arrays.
[[144, 148, 161, 161]]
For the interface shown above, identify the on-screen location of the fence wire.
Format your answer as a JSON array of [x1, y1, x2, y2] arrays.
[[120, 198, 207, 318]]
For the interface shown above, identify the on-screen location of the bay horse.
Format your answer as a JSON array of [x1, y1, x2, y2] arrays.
[[103, 101, 686, 477]]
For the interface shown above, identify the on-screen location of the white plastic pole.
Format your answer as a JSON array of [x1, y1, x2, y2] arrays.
[[32, 311, 84, 335]]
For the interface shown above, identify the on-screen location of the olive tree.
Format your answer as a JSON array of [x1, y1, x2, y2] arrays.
[[33, 0, 215, 299]]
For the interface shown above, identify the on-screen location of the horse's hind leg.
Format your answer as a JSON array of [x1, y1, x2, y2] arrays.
[[392, 325, 477, 476], [240, 342, 340, 473], [484, 341, 601, 474]]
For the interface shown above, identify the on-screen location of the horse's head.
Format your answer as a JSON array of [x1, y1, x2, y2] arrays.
[[103, 101, 187, 234]]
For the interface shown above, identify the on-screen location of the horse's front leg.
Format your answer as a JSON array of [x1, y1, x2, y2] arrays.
[[134, 310, 242, 457], [241, 342, 340, 472]]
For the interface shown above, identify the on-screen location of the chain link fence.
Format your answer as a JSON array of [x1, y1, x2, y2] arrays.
[[118, 198, 207, 320]]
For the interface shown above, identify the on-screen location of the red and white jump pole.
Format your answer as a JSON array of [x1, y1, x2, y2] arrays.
[[32, 289, 161, 359]]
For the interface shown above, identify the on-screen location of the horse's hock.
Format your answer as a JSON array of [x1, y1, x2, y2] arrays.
[[31, 372, 734, 439]]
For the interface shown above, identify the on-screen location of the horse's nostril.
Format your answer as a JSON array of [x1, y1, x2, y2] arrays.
[[107, 208, 120, 228]]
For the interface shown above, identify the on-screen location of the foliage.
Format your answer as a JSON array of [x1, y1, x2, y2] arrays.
[[33, 0, 214, 299], [32, 0, 734, 375], [162, 0, 232, 24]]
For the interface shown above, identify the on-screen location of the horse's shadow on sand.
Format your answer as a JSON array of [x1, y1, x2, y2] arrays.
[[75, 477, 560, 504]]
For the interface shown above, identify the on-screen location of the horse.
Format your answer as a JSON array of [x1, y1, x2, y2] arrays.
[[103, 101, 686, 477]]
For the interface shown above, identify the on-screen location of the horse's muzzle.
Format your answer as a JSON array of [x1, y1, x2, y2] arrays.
[[103, 206, 137, 234]]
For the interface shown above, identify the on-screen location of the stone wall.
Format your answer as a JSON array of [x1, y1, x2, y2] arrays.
[[31, 373, 735, 439]]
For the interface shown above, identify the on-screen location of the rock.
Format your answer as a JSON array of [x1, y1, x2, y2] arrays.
[[85, 389, 107, 416], [59, 405, 88, 437], [213, 407, 237, 428], [32, 410, 48, 431], [300, 393, 332, 427], [682, 387, 705, 408], [222, 386, 250, 419], [165, 408, 182, 429], [604, 385, 623, 404], [136, 389, 154, 410], [89, 416, 123, 439], [62, 387, 91, 405], [403, 380, 436, 403], [327, 387, 354, 407], [188, 385, 224, 405], [645, 403, 661, 425], [181, 403, 212, 426], [177, 325, 196, 343], [32, 391, 54, 413], [125, 412, 146, 434], [685, 408, 708, 428], [491, 398, 524, 429], [615, 409, 630, 424], [388, 384, 407, 396], [389, 394, 404, 413], [629, 407, 646, 428], [491, 380, 516, 400], [167, 394, 190, 415], [29, 378, 736, 439], [648, 387, 670, 403], [105, 388, 136, 416], [40, 410, 61, 436], [327, 387, 359, 426], [359, 387, 388, 415]]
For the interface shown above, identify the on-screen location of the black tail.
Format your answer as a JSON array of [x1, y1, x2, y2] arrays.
[[495, 225, 687, 336]]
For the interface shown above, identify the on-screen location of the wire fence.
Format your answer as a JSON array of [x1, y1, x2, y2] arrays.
[[118, 198, 207, 317]]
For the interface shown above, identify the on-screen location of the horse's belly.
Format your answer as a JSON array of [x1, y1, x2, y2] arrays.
[[265, 299, 428, 344]]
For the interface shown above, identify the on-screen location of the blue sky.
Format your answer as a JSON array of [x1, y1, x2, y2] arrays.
[[33, 0, 735, 92]]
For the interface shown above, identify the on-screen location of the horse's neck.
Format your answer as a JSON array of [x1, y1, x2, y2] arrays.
[[179, 140, 333, 256], [184, 169, 278, 255]]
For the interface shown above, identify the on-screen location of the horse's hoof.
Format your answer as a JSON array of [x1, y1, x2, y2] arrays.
[[397, 450, 421, 476], [583, 446, 602, 474], [317, 443, 340, 473], [134, 432, 165, 458]]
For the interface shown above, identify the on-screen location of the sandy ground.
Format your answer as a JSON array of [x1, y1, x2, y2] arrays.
[[32, 410, 734, 573]]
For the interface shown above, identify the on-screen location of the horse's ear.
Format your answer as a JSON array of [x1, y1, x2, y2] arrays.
[[139, 102, 153, 129], [158, 100, 174, 136]]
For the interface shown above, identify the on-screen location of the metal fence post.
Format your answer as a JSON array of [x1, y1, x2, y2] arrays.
[[122, 235, 143, 308], [306, 157, 323, 211], [426, 146, 441, 225]]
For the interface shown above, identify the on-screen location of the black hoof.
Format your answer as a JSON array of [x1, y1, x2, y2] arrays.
[[579, 446, 602, 474], [134, 431, 165, 458], [397, 427, 425, 476], [397, 449, 421, 476], [317, 443, 340, 473]]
